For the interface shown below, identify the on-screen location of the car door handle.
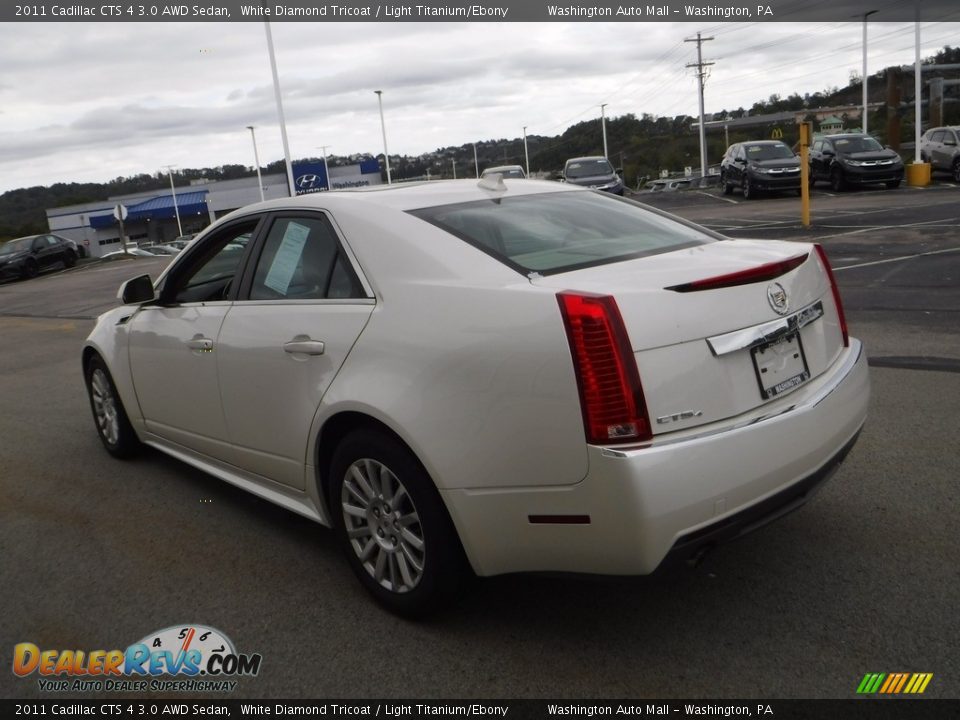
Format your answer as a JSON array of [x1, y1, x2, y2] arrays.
[[186, 337, 214, 352], [283, 339, 325, 356]]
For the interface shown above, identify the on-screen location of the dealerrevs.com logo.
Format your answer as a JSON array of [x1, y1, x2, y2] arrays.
[[13, 624, 261, 693]]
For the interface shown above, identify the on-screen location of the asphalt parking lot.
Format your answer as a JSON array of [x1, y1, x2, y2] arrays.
[[1, 185, 957, 701]]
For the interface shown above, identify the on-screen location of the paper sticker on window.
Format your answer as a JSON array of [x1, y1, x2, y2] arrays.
[[264, 222, 310, 295]]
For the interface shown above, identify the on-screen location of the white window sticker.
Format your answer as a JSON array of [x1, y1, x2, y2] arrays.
[[264, 222, 310, 295]]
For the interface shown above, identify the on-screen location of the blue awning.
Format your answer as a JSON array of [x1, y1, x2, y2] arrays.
[[87, 190, 209, 227], [127, 191, 208, 221]]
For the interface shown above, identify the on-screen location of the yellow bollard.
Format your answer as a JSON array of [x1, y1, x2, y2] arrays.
[[905, 163, 931, 187], [799, 122, 812, 228]]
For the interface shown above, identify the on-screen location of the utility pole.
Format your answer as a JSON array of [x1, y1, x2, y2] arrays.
[[600, 104, 608, 159], [685, 32, 714, 187]]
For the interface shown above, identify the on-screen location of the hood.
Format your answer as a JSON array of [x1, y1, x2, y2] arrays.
[[839, 148, 900, 161]]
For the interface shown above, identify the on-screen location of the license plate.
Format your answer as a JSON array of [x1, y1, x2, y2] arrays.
[[751, 332, 810, 399]]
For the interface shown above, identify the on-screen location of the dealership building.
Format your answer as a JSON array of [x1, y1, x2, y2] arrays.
[[45, 159, 382, 258]]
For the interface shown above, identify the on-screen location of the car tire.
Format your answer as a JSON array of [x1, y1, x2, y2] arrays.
[[329, 428, 466, 618], [721, 173, 733, 195], [20, 259, 39, 280], [64, 249, 77, 268], [830, 167, 846, 192], [886, 179, 902, 189], [85, 355, 141, 458], [953, 159, 960, 183], [742, 176, 754, 200]]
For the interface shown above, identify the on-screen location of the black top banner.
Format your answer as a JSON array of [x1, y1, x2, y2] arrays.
[[3, 0, 959, 23]]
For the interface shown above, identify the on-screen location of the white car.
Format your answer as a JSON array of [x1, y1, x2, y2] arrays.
[[83, 179, 869, 615]]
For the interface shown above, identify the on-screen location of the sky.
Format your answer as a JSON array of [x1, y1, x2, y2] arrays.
[[1, 15, 958, 193]]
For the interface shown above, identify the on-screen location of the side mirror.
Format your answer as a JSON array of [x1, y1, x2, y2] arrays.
[[555, 171, 565, 181], [822, 150, 835, 157], [615, 168, 623, 175], [118, 274, 155, 305]]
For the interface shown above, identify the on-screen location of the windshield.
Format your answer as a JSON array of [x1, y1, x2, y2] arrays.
[[410, 191, 714, 276], [0, 237, 33, 255], [565, 159, 614, 179], [834, 136, 884, 153], [746, 144, 795, 161]]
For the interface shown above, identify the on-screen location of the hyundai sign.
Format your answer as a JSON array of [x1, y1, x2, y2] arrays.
[[292, 159, 383, 195]]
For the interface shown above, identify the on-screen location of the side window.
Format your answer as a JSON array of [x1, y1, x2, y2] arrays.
[[947, 131, 958, 145], [249, 216, 363, 301], [170, 221, 258, 304], [930, 130, 944, 144]]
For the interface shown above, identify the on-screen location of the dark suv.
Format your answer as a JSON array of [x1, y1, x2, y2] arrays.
[[720, 141, 801, 199], [809, 133, 903, 191], [920, 126, 960, 182], [561, 156, 624, 195], [0, 233, 78, 281]]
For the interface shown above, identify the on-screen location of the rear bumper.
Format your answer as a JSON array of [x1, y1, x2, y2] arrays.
[[443, 339, 869, 577]]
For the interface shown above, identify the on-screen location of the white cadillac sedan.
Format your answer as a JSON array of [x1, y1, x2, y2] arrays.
[[83, 178, 869, 616]]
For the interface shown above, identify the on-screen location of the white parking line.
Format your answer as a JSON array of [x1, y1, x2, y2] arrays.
[[834, 245, 960, 271], [697, 191, 738, 205]]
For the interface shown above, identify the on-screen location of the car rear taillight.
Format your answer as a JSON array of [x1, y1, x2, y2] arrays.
[[557, 292, 651, 445], [814, 244, 849, 347], [665, 253, 808, 292]]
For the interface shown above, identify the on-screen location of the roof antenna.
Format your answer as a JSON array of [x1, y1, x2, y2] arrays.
[[477, 173, 507, 191]]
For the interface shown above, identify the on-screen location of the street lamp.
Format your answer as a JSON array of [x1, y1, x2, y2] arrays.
[[452, 158, 457, 179], [522, 126, 530, 177], [263, 21, 296, 197], [472, 142, 479, 179], [317, 145, 332, 192], [374, 90, 392, 185], [163, 164, 183, 237], [862, 10, 878, 134], [246, 126, 265, 202], [600, 104, 609, 159]]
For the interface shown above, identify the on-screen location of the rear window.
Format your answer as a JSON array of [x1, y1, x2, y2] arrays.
[[409, 191, 715, 276]]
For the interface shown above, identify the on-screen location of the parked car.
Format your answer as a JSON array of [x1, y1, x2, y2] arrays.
[[480, 165, 526, 179], [167, 234, 197, 250], [0, 233, 77, 280], [63, 237, 88, 259], [139, 244, 181, 256], [561, 156, 625, 195], [100, 247, 158, 260], [83, 179, 868, 616], [920, 126, 960, 182], [720, 141, 802, 199], [809, 133, 903, 191]]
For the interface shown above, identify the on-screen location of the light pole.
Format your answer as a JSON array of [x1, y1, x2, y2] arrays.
[[600, 104, 609, 159], [163, 165, 183, 237], [472, 142, 479, 178], [374, 90, 392, 184], [862, 10, 878, 133], [452, 158, 457, 179], [317, 145, 332, 191], [263, 22, 296, 197], [523, 126, 530, 176], [246, 126, 265, 202]]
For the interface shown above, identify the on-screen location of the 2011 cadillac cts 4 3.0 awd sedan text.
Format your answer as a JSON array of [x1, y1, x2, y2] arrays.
[[82, 178, 869, 616]]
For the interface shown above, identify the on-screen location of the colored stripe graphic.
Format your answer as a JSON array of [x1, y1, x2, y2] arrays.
[[857, 673, 932, 694]]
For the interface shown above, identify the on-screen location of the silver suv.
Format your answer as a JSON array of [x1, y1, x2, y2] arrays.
[[920, 126, 960, 182]]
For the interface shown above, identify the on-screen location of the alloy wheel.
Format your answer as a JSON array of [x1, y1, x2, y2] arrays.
[[90, 368, 120, 446], [341, 458, 426, 593]]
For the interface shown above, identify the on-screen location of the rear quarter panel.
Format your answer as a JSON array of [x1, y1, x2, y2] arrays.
[[316, 206, 590, 491]]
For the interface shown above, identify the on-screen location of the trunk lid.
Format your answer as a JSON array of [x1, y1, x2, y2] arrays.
[[533, 239, 846, 435]]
